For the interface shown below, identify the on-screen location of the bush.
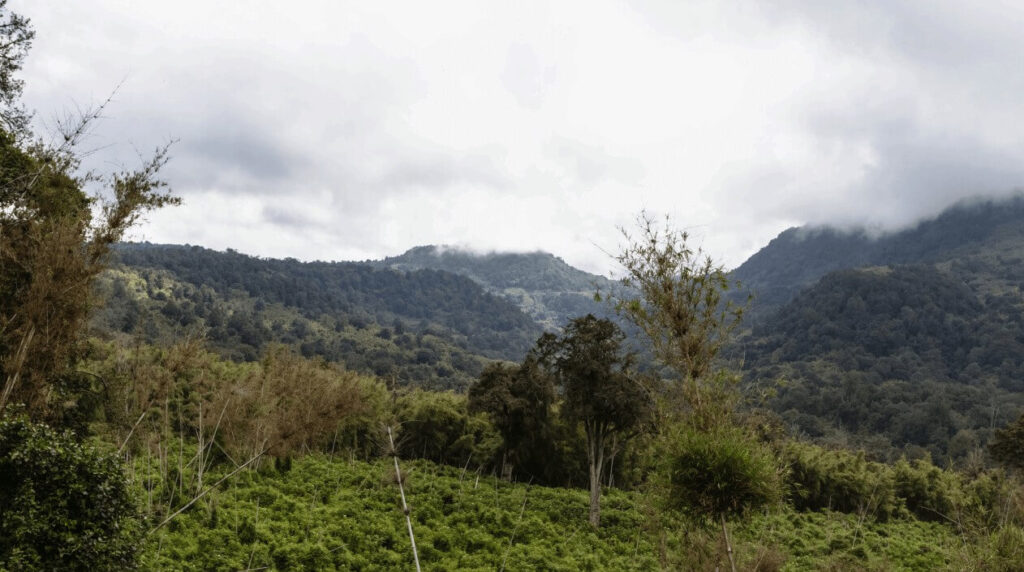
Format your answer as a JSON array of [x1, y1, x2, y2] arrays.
[[0, 416, 140, 570], [394, 390, 501, 467], [663, 425, 783, 520], [892, 457, 962, 521], [782, 441, 897, 521]]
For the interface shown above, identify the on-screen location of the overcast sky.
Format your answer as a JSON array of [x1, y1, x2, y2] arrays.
[[14, 1, 1024, 274]]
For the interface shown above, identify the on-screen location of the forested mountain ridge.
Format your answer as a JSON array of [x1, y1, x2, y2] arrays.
[[93, 196, 1024, 460], [379, 245, 615, 330], [93, 244, 545, 389], [732, 194, 1024, 321], [737, 195, 1024, 461]]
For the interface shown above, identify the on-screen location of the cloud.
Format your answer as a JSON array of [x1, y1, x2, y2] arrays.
[[14, 0, 1024, 275]]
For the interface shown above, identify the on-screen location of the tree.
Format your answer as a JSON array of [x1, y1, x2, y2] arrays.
[[610, 212, 747, 419], [990, 413, 1024, 472], [538, 314, 652, 528], [394, 390, 501, 466], [0, 416, 140, 570], [0, 0, 33, 137], [0, 3, 178, 425], [468, 357, 555, 481]]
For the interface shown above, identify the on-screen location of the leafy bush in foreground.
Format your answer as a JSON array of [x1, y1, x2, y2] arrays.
[[0, 416, 140, 571]]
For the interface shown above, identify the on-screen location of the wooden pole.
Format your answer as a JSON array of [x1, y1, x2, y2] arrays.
[[387, 425, 421, 572]]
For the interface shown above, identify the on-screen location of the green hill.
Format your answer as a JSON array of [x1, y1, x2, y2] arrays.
[[735, 196, 1024, 460], [380, 245, 616, 330], [92, 244, 546, 389], [732, 194, 1024, 322]]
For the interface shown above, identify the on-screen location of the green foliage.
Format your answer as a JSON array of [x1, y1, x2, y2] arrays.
[[109, 243, 541, 364], [732, 195, 1024, 320], [536, 314, 652, 527], [612, 212, 746, 411], [738, 508, 960, 571], [141, 455, 660, 571], [92, 259, 508, 390], [990, 413, 1024, 471], [738, 198, 1024, 461], [394, 390, 501, 467], [0, 416, 140, 570], [781, 440, 1013, 527], [892, 457, 963, 522], [783, 441, 898, 520], [382, 245, 616, 330], [468, 359, 556, 481], [135, 453, 1006, 571], [86, 340, 390, 463], [0, 2, 177, 425], [662, 424, 783, 520]]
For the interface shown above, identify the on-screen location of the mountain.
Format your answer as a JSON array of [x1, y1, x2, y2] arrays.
[[93, 244, 545, 390], [732, 194, 1024, 322], [736, 195, 1024, 461], [379, 245, 616, 330]]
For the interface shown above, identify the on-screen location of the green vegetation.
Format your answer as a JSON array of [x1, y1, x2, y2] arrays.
[[134, 451, 1024, 571], [94, 244, 538, 390], [381, 245, 615, 330], [0, 416, 140, 570], [733, 199, 1024, 462], [139, 454, 660, 571], [2, 3, 1024, 568], [745, 264, 1024, 461], [536, 315, 652, 528]]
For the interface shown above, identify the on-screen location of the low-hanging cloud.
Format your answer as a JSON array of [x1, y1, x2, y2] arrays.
[[14, 0, 1024, 274]]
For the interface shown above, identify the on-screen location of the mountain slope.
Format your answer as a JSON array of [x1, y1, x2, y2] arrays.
[[735, 196, 1024, 460], [379, 246, 616, 330], [92, 244, 545, 389], [732, 194, 1024, 321]]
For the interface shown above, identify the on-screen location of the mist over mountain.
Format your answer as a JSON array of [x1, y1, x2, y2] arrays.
[[737, 195, 1024, 460], [92, 195, 1024, 461], [733, 194, 1024, 321], [379, 245, 616, 330]]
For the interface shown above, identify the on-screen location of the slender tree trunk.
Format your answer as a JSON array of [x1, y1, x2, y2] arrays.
[[721, 513, 737, 572], [587, 423, 605, 528]]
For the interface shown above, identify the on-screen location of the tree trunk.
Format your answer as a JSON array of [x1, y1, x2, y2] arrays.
[[587, 423, 605, 528], [721, 513, 737, 572]]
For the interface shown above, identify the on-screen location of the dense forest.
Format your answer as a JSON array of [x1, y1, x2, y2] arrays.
[[735, 200, 1024, 462], [91, 244, 545, 390], [380, 245, 615, 330]]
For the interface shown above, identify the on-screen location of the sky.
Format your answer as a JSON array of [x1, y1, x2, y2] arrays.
[[14, 1, 1024, 275]]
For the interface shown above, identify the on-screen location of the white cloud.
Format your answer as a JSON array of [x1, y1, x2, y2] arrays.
[[14, 0, 1024, 274]]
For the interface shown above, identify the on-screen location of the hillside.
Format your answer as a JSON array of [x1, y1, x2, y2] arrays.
[[736, 196, 1024, 460], [92, 244, 545, 389], [732, 194, 1024, 322], [380, 246, 615, 330]]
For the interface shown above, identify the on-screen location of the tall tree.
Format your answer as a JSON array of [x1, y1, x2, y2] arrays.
[[538, 314, 651, 528], [610, 213, 747, 418], [468, 357, 555, 481], [0, 2, 178, 425]]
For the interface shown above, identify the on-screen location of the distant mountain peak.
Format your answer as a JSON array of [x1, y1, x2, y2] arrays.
[[732, 193, 1024, 317], [381, 244, 613, 330]]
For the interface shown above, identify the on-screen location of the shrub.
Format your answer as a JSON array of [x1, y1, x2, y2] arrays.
[[782, 442, 897, 521], [663, 425, 783, 520], [0, 416, 140, 570], [892, 457, 962, 521], [394, 390, 501, 466]]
